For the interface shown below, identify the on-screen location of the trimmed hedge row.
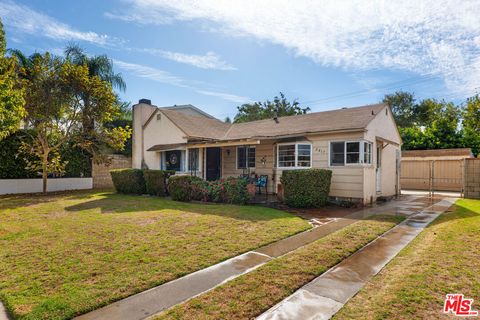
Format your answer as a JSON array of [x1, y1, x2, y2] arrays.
[[110, 169, 175, 195], [110, 169, 146, 194], [144, 170, 175, 196], [281, 169, 332, 208]]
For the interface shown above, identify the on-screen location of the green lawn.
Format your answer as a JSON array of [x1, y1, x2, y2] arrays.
[[334, 199, 480, 320], [0, 191, 310, 320], [156, 215, 404, 320]]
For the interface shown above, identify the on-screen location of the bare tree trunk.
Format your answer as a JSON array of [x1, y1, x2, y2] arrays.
[[42, 153, 48, 194]]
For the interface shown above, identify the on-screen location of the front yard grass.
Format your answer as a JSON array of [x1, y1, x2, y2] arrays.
[[157, 214, 404, 320], [334, 199, 480, 319], [0, 191, 310, 320]]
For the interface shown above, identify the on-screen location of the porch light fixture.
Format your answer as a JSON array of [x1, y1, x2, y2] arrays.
[[261, 156, 267, 166], [226, 149, 231, 156]]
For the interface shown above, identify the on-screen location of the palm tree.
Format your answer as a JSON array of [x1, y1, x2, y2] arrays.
[[64, 44, 126, 92], [8, 49, 43, 80], [64, 44, 126, 134]]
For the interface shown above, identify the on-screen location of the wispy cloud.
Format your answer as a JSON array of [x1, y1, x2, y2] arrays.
[[109, 0, 480, 97], [113, 59, 249, 103], [138, 49, 236, 70], [0, 0, 116, 46]]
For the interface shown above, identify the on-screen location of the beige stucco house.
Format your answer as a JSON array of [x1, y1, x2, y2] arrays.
[[132, 99, 402, 204]]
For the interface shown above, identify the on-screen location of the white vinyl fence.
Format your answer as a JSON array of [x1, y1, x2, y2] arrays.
[[0, 178, 92, 195]]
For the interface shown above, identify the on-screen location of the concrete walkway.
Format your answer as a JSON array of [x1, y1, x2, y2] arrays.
[[74, 195, 438, 320], [257, 197, 456, 320]]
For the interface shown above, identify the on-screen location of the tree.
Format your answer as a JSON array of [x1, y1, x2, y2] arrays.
[[18, 52, 130, 193], [224, 116, 232, 123], [462, 95, 480, 156], [233, 92, 310, 123], [0, 17, 25, 140], [382, 91, 416, 127]]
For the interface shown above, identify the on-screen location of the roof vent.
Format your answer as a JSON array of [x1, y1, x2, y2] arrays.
[[273, 107, 280, 124], [139, 98, 151, 105]]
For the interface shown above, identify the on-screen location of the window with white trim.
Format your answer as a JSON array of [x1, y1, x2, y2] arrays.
[[277, 143, 312, 168], [237, 146, 255, 169], [188, 148, 199, 171], [329, 141, 373, 166]]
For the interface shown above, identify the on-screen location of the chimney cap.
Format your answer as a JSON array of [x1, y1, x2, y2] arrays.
[[139, 98, 151, 105]]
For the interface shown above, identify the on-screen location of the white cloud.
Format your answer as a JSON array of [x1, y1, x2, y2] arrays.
[[113, 59, 250, 103], [110, 0, 480, 97], [139, 49, 236, 70], [0, 0, 114, 45]]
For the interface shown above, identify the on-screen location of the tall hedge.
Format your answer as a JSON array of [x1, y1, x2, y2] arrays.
[[143, 170, 175, 196], [110, 169, 145, 194], [0, 130, 36, 179], [281, 169, 332, 208]]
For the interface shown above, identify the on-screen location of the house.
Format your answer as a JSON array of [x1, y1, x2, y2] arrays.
[[132, 99, 402, 204]]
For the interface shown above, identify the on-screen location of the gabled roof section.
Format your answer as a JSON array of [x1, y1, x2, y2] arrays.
[[224, 103, 386, 140], [156, 103, 387, 141], [160, 109, 230, 140]]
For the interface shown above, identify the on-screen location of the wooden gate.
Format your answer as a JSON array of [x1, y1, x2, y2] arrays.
[[400, 159, 464, 192]]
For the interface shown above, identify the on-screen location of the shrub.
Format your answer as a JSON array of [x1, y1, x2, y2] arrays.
[[0, 130, 37, 179], [110, 169, 145, 194], [191, 178, 211, 202], [221, 177, 250, 204], [168, 175, 203, 202], [281, 169, 332, 208], [143, 170, 175, 196]]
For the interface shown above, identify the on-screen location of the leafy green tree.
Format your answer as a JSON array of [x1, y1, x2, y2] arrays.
[[422, 102, 462, 149], [383, 91, 416, 127], [462, 95, 480, 156], [18, 52, 130, 193], [234, 92, 310, 123], [0, 18, 25, 140]]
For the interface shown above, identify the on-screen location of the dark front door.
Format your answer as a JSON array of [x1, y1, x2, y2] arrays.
[[206, 147, 221, 181]]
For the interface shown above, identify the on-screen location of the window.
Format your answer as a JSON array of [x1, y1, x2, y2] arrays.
[[188, 148, 199, 171], [165, 150, 182, 171], [364, 142, 372, 164], [346, 142, 360, 164], [297, 144, 312, 167], [277, 143, 312, 168], [329, 141, 373, 166], [237, 146, 256, 169], [330, 142, 345, 166]]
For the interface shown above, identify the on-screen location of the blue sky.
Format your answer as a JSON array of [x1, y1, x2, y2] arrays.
[[1, 0, 479, 120]]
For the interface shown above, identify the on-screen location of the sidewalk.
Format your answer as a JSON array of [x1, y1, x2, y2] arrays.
[[257, 197, 456, 320], [74, 195, 436, 320]]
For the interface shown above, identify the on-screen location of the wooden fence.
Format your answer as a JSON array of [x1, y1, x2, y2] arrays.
[[400, 159, 464, 192], [464, 159, 480, 199]]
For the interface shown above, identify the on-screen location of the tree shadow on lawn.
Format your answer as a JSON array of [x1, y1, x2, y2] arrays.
[[64, 192, 298, 222]]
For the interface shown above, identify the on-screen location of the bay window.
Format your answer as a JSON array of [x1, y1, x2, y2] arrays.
[[277, 143, 312, 168], [329, 141, 372, 166]]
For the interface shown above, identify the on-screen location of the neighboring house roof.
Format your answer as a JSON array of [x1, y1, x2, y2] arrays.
[[160, 104, 216, 119], [402, 148, 474, 158], [157, 103, 387, 142]]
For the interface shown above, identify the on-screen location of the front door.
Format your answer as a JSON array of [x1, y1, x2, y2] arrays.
[[376, 145, 382, 193], [206, 147, 221, 181]]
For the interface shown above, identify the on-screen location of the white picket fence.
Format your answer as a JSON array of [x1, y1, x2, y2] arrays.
[[0, 178, 92, 195]]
